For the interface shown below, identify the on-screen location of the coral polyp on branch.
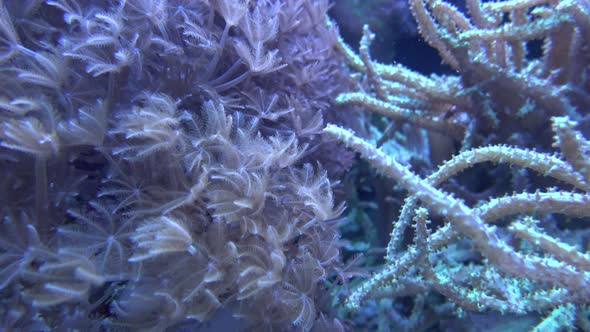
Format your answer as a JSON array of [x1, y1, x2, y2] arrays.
[[326, 120, 590, 317], [327, 0, 590, 329]]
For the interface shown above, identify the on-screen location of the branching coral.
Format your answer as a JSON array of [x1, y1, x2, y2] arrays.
[[334, 0, 590, 148], [325, 116, 590, 329], [1, 0, 587, 329], [327, 0, 590, 329]]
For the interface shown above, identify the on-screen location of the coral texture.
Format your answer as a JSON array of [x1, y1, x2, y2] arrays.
[[1, 0, 590, 330], [0, 0, 352, 330], [328, 0, 590, 330]]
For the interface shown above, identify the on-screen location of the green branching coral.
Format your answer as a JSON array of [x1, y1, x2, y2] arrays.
[[327, 0, 590, 329], [325, 117, 590, 329]]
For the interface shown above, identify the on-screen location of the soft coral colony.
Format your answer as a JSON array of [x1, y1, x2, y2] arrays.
[[0, 0, 351, 330], [0, 1, 588, 332]]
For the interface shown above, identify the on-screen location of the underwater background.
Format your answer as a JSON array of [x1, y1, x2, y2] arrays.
[[0, 0, 589, 331]]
